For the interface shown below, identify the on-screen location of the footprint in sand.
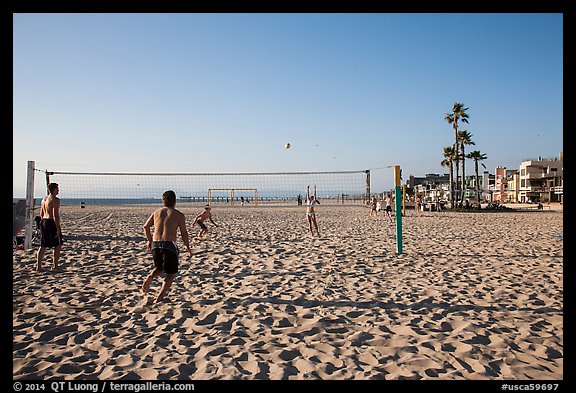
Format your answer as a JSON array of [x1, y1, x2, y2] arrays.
[[132, 295, 153, 313], [132, 306, 149, 313]]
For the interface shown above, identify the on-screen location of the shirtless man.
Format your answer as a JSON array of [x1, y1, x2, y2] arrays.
[[384, 194, 394, 224], [369, 195, 378, 216], [142, 190, 192, 303], [192, 205, 218, 239], [415, 196, 422, 214], [35, 183, 63, 271], [306, 185, 320, 237]]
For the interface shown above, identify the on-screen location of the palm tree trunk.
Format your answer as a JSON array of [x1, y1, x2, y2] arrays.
[[474, 161, 480, 205], [461, 144, 466, 203], [453, 124, 460, 205], [450, 164, 454, 209]]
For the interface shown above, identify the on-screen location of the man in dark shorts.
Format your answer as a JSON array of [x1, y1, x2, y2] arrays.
[[142, 190, 192, 303], [36, 183, 64, 271], [369, 195, 378, 216], [384, 194, 394, 224], [192, 205, 218, 239]]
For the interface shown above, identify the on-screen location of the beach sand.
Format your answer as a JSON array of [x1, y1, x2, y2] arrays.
[[13, 204, 563, 380]]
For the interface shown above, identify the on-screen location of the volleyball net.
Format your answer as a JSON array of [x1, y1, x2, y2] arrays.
[[20, 162, 403, 251], [40, 169, 372, 206]]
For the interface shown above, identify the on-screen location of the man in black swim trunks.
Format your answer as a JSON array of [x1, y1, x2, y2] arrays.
[[192, 205, 218, 239], [142, 190, 192, 303], [36, 183, 64, 271]]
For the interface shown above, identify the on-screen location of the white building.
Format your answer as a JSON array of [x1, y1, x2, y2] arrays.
[[517, 152, 563, 203]]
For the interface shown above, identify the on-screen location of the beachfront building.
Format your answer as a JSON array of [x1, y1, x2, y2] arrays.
[[462, 176, 474, 200], [463, 175, 483, 201], [491, 167, 518, 203], [408, 151, 563, 206], [506, 171, 521, 203], [466, 171, 494, 202], [482, 171, 495, 202], [517, 152, 563, 203], [408, 173, 450, 202]]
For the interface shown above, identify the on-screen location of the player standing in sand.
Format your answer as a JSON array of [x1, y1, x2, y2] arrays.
[[415, 195, 422, 214], [369, 195, 378, 216], [142, 190, 192, 304], [35, 182, 64, 271], [306, 185, 320, 237], [384, 193, 394, 224], [192, 205, 219, 240]]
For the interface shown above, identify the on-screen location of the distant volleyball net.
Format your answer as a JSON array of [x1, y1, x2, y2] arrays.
[[39, 169, 371, 206]]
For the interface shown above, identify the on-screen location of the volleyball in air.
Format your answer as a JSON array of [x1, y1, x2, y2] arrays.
[[285, 142, 291, 149]]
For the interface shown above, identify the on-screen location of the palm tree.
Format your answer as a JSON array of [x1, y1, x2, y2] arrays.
[[441, 145, 457, 209], [466, 150, 488, 205], [444, 103, 470, 203], [458, 130, 475, 203]]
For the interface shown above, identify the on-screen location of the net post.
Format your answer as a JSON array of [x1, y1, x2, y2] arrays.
[[365, 170, 370, 205], [394, 165, 403, 254], [24, 161, 35, 250], [255, 189, 258, 207], [45, 170, 52, 190]]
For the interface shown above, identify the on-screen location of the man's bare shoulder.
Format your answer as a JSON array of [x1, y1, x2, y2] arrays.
[[161, 207, 186, 218], [46, 195, 60, 204], [173, 208, 186, 217]]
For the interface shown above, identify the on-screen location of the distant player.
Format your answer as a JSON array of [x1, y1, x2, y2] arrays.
[[306, 185, 320, 237], [384, 194, 394, 224], [369, 195, 378, 216], [415, 196, 422, 214], [193, 205, 219, 239]]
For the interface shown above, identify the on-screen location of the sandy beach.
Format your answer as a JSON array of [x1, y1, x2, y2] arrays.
[[12, 203, 563, 380]]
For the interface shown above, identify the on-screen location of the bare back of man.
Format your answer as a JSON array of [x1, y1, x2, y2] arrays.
[[142, 197, 192, 303], [36, 183, 63, 271], [150, 207, 183, 242], [41, 195, 60, 220]]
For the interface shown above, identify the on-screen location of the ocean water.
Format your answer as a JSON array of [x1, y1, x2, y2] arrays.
[[14, 198, 163, 206], [14, 194, 365, 208]]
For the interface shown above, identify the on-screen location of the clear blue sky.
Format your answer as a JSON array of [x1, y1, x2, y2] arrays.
[[13, 13, 563, 197]]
